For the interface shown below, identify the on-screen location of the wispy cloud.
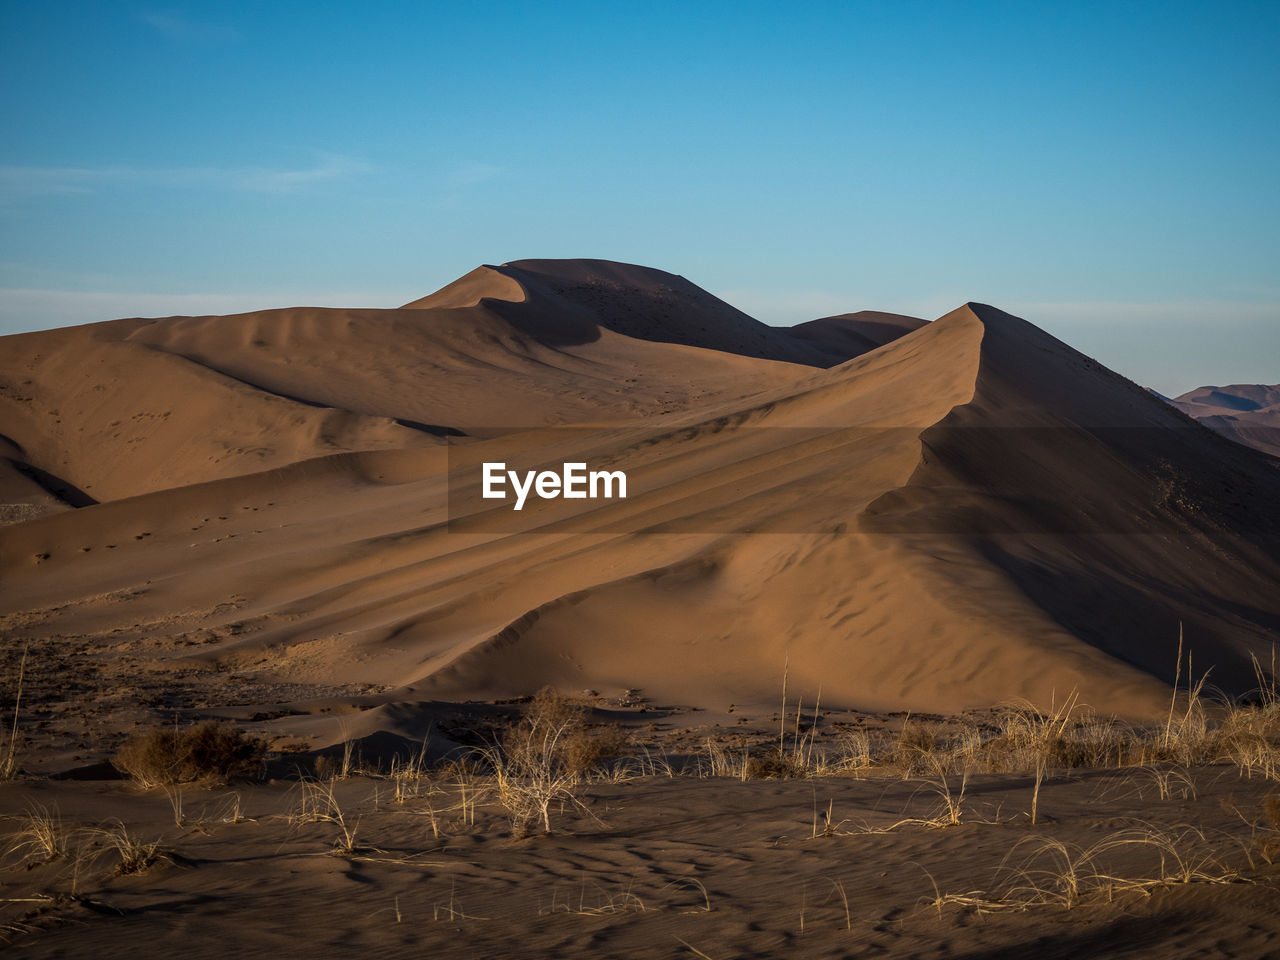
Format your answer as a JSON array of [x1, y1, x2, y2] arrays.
[[225, 155, 373, 192], [0, 155, 371, 201], [140, 10, 240, 43]]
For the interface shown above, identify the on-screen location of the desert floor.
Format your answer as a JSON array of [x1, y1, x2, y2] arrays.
[[3, 714, 1279, 960]]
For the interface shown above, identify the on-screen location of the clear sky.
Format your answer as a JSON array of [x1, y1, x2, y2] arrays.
[[2, 1, 1277, 394]]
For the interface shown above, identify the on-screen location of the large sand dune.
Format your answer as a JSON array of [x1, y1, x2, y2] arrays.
[[2, 260, 1278, 737]]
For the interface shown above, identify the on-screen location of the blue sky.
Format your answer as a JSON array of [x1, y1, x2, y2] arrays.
[[1, 1, 1277, 394]]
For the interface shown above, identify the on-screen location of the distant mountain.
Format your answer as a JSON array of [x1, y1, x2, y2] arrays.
[[1169, 384, 1280, 458]]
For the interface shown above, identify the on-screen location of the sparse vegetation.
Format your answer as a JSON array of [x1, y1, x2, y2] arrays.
[[1, 645, 28, 781], [113, 721, 267, 788], [3, 804, 69, 867], [928, 825, 1243, 914], [2, 658, 1277, 952], [484, 688, 616, 837], [288, 778, 363, 855], [84, 821, 165, 876]]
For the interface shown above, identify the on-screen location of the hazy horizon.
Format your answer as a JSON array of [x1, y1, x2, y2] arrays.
[[2, 1, 1277, 395]]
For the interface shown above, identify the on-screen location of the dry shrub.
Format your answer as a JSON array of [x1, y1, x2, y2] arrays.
[[887, 719, 945, 775], [507, 689, 627, 779], [564, 722, 630, 777], [1217, 703, 1280, 779], [488, 688, 617, 836], [114, 721, 266, 787], [742, 751, 808, 780]]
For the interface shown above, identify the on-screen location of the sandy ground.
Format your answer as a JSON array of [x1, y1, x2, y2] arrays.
[[3, 757, 1279, 958]]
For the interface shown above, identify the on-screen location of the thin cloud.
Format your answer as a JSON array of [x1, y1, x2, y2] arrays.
[[0, 156, 371, 201], [231, 155, 374, 192]]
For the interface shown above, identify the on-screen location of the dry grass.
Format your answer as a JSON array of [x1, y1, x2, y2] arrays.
[[3, 804, 69, 867], [82, 821, 166, 876], [329, 643, 1277, 849], [287, 778, 363, 855], [713, 643, 1279, 790], [314, 737, 359, 781], [1, 645, 27, 781], [837, 751, 981, 835], [928, 824, 1244, 914]]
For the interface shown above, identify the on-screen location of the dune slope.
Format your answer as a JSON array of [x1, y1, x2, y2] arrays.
[[2, 265, 1278, 733]]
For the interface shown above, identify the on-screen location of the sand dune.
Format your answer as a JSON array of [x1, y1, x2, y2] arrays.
[[2, 260, 866, 503], [403, 259, 855, 366], [1169, 383, 1280, 457], [5, 260, 1280, 958], [3, 262, 1277, 737], [787, 309, 929, 356]]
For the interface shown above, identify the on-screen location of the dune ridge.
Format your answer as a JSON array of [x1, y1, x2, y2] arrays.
[[2, 261, 1278, 733]]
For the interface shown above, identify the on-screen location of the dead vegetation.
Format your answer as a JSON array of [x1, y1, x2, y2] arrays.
[[927, 825, 1245, 914], [0, 650, 1276, 954], [113, 721, 267, 788], [1, 645, 27, 782], [484, 688, 625, 837]]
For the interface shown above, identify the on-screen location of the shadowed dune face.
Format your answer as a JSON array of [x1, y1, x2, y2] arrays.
[[408, 258, 857, 366], [788, 310, 930, 357], [1, 262, 1278, 730]]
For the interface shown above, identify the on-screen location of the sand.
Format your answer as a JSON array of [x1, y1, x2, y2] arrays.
[[1170, 384, 1280, 458], [3, 760, 1279, 959], [2, 259, 1278, 956], [4, 264, 1277, 728]]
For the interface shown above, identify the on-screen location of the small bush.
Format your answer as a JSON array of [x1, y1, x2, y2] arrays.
[[742, 751, 807, 780], [114, 721, 266, 787], [488, 688, 615, 836]]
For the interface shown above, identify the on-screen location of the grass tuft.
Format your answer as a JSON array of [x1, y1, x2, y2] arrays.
[[3, 804, 69, 866]]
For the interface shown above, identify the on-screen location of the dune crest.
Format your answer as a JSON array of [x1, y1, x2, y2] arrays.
[[2, 264, 1277, 724]]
